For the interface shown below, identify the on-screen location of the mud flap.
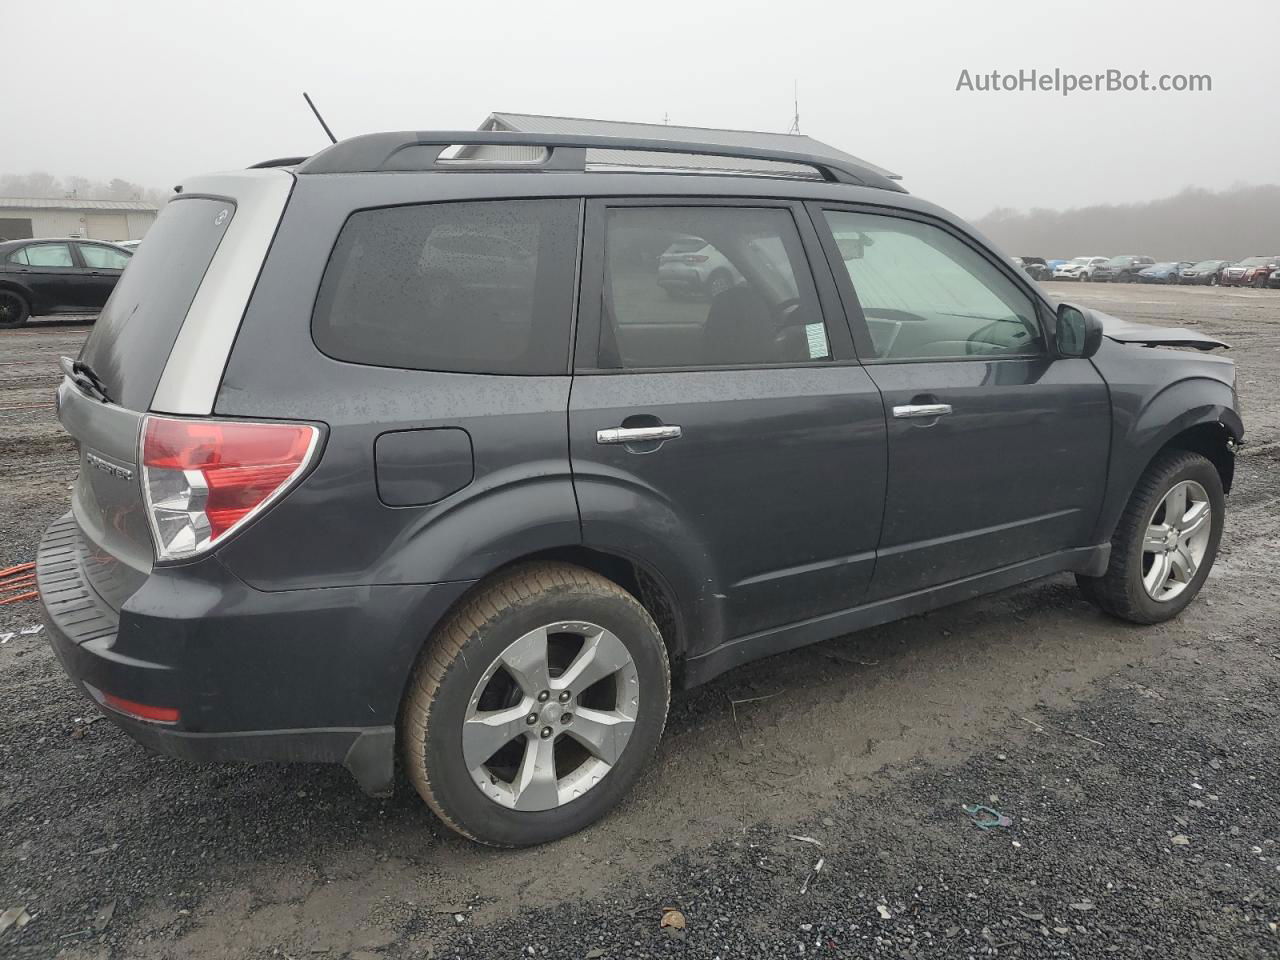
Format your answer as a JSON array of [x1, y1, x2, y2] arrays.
[[343, 726, 397, 797]]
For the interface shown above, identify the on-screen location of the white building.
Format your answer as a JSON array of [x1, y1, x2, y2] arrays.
[[0, 197, 158, 243]]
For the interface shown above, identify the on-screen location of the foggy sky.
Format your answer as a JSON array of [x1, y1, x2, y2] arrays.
[[6, 0, 1277, 220]]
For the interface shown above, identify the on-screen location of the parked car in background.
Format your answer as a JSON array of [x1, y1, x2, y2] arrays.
[[1092, 255, 1155, 283], [1053, 256, 1109, 281], [37, 131, 1242, 847], [656, 235, 742, 297], [1015, 256, 1050, 280], [1268, 270, 1280, 289], [1179, 260, 1229, 285], [1138, 261, 1194, 284], [0, 237, 132, 328], [1219, 256, 1280, 288], [1046, 258, 1069, 272]]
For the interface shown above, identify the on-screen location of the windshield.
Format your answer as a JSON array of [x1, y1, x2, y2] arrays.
[[78, 197, 235, 410], [1191, 260, 1219, 270], [1239, 256, 1276, 267], [1105, 257, 1131, 266], [1070, 257, 1092, 264]]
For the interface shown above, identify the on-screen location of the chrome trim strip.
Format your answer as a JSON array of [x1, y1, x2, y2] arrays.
[[150, 170, 295, 415]]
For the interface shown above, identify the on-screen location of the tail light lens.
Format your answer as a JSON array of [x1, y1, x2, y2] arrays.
[[682, 254, 709, 263], [140, 416, 321, 562]]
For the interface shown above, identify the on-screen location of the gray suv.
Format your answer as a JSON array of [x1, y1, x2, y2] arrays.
[[37, 132, 1243, 847]]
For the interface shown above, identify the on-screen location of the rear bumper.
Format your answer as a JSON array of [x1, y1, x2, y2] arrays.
[[37, 513, 474, 794]]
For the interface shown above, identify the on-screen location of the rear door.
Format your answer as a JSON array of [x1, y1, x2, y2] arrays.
[[812, 204, 1110, 599], [61, 195, 238, 607], [74, 242, 132, 308], [569, 199, 887, 642], [11, 241, 88, 311]]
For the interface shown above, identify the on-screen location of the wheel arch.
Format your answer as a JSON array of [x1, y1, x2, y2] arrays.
[[0, 279, 35, 305], [1093, 386, 1241, 545], [394, 544, 692, 720]]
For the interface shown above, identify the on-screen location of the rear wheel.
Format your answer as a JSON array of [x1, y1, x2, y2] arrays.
[[0, 290, 30, 329], [402, 562, 671, 846], [706, 270, 733, 297], [1077, 450, 1224, 623]]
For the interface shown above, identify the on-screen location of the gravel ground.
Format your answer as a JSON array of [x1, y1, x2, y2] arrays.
[[1, 288, 1278, 960]]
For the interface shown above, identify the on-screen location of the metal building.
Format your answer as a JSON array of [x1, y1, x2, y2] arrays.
[[459, 112, 899, 180], [0, 197, 158, 243]]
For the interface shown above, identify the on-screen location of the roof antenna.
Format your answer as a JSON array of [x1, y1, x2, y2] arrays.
[[303, 91, 337, 144], [787, 80, 801, 134]]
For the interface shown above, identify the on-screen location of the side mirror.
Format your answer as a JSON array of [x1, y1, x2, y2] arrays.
[[1055, 303, 1104, 359]]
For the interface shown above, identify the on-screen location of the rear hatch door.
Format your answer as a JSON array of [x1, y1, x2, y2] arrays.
[[59, 177, 289, 609]]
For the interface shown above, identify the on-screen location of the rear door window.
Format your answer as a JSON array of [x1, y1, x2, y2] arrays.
[[598, 206, 829, 369], [24, 243, 75, 267], [312, 199, 580, 375], [78, 197, 235, 411]]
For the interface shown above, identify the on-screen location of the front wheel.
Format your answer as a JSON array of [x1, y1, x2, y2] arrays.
[[1077, 450, 1224, 623], [402, 562, 671, 846]]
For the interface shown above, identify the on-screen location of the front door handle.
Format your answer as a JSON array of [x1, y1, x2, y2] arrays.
[[596, 425, 683, 444], [892, 403, 952, 419]]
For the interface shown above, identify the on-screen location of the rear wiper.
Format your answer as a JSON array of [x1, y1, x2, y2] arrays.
[[59, 356, 112, 404]]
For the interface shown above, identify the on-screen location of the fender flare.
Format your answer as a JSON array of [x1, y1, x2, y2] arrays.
[[1092, 375, 1241, 544]]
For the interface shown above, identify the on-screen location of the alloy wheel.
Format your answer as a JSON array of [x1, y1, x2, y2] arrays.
[[463, 620, 640, 811], [1141, 479, 1212, 602]]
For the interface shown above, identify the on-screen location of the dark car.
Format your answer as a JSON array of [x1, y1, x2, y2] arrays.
[[1137, 261, 1193, 284], [1219, 255, 1280, 288], [1179, 260, 1229, 285], [1091, 255, 1155, 283], [0, 238, 132, 328], [37, 132, 1242, 847]]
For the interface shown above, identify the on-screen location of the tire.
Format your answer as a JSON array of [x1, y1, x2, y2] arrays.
[[402, 561, 671, 847], [706, 270, 733, 298], [0, 290, 30, 329], [1076, 450, 1224, 624]]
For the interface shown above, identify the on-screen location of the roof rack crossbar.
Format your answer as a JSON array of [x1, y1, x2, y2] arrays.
[[294, 131, 903, 192]]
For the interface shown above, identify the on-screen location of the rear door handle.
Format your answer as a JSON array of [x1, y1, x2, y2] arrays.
[[892, 404, 952, 419], [596, 425, 683, 444]]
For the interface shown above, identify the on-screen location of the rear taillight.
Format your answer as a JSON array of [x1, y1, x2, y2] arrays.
[[683, 254, 709, 263], [140, 416, 321, 562]]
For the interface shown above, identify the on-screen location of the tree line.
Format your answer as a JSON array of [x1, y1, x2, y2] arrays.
[[976, 183, 1280, 262]]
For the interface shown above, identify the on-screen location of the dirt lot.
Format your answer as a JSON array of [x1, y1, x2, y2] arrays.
[[1, 286, 1278, 960]]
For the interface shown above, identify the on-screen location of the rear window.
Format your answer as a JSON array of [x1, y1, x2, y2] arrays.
[[312, 199, 580, 375], [79, 197, 234, 410]]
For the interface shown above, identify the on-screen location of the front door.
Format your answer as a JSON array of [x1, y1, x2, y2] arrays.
[[569, 200, 888, 644], [813, 205, 1111, 599], [74, 242, 132, 308]]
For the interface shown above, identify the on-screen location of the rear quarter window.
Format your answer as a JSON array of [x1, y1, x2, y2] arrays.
[[312, 199, 580, 375]]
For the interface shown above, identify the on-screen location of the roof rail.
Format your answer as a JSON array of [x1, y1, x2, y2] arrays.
[[294, 131, 905, 192]]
